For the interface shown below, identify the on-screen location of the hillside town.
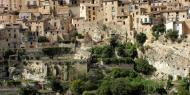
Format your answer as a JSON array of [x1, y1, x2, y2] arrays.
[[0, 0, 190, 95]]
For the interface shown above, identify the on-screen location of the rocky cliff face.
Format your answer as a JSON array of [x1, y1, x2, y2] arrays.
[[144, 42, 190, 80]]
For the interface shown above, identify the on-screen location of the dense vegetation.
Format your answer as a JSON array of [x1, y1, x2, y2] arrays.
[[152, 24, 166, 39], [69, 68, 166, 95], [18, 34, 190, 95], [38, 36, 49, 43], [42, 47, 71, 58], [135, 32, 147, 45], [165, 29, 179, 42], [91, 36, 138, 65], [134, 58, 156, 75]]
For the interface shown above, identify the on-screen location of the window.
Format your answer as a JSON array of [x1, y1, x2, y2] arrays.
[[14, 34, 16, 38], [123, 22, 125, 25], [145, 18, 147, 23], [33, 1, 37, 5], [112, 7, 114, 12], [93, 7, 95, 10], [121, 9, 124, 12], [137, 18, 139, 23], [82, 6, 84, 10], [93, 17, 95, 20]]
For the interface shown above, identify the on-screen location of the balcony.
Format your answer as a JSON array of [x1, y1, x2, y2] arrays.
[[141, 18, 152, 24]]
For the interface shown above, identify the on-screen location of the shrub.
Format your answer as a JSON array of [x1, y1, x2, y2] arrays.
[[102, 57, 134, 64], [3, 49, 16, 59], [152, 24, 166, 40], [152, 24, 166, 33], [109, 68, 138, 78], [71, 80, 85, 95], [42, 47, 71, 58], [134, 58, 156, 75], [20, 86, 38, 95], [165, 29, 179, 42], [135, 33, 147, 45], [77, 33, 85, 39], [91, 45, 114, 58], [38, 36, 49, 43], [116, 42, 138, 58]]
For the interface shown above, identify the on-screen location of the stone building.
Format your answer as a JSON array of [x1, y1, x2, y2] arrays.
[[38, 0, 51, 15], [0, 24, 23, 49], [162, 9, 189, 23], [80, 3, 99, 21], [0, 14, 17, 25], [30, 20, 48, 36], [0, 0, 22, 12], [22, 60, 47, 82], [102, 0, 118, 24]]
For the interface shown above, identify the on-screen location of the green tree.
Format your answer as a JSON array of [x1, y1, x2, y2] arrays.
[[116, 42, 137, 58], [83, 91, 96, 95], [84, 80, 98, 91], [110, 35, 119, 48], [142, 80, 164, 94], [87, 70, 104, 82], [38, 36, 49, 43], [20, 86, 38, 95], [152, 24, 166, 39], [101, 45, 114, 58], [125, 42, 138, 58], [177, 78, 190, 95], [135, 33, 147, 45], [116, 44, 128, 57], [134, 58, 156, 75], [110, 78, 132, 95], [3, 49, 16, 59], [51, 79, 69, 93], [165, 29, 179, 42], [97, 80, 112, 95], [42, 47, 71, 58], [166, 75, 173, 90], [109, 68, 138, 79], [71, 80, 85, 95], [152, 24, 166, 33]]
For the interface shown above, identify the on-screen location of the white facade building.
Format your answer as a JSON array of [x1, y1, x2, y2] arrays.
[[165, 21, 183, 36]]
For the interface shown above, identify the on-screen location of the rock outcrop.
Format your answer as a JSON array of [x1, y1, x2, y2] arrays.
[[144, 42, 190, 80]]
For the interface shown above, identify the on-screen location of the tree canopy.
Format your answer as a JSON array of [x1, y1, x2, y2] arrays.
[[42, 47, 71, 58], [152, 24, 166, 39], [134, 58, 156, 75], [165, 29, 179, 42], [135, 33, 147, 45]]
